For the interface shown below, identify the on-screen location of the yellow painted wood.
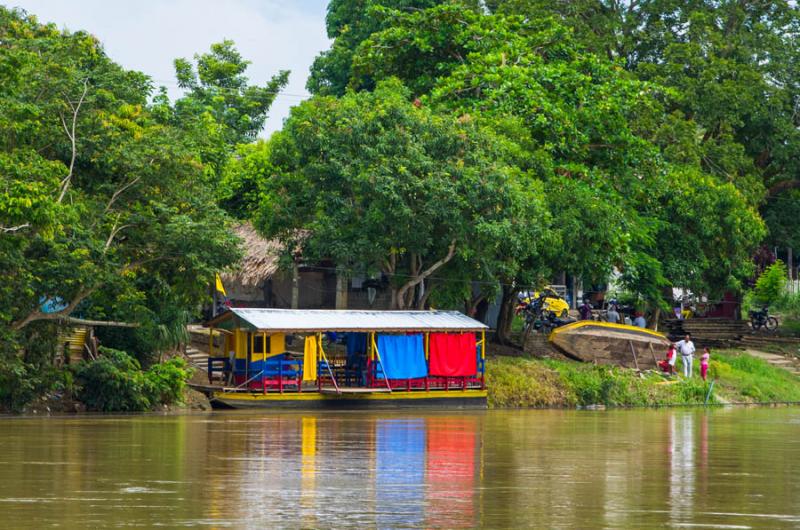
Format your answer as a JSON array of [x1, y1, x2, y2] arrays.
[[214, 389, 488, 402], [270, 333, 285, 355]]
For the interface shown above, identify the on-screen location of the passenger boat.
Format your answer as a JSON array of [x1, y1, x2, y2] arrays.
[[548, 321, 671, 369], [195, 309, 489, 409]]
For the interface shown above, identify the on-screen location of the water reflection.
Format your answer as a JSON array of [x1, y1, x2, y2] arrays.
[[669, 412, 696, 523], [2, 409, 800, 528]]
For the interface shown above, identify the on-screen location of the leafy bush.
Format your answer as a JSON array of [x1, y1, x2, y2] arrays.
[[0, 359, 40, 412], [774, 290, 800, 321], [0, 357, 62, 412], [72, 347, 192, 412], [752, 260, 787, 306]]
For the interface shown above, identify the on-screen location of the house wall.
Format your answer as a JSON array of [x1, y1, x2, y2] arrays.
[[228, 270, 394, 310]]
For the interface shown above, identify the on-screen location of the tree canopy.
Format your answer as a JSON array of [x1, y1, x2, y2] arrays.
[[290, 1, 766, 328], [0, 8, 240, 368], [257, 79, 550, 311]]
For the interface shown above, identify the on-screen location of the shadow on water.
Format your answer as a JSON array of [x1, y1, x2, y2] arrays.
[[1, 408, 800, 528]]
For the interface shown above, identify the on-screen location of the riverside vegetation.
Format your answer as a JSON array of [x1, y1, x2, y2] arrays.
[[4, 2, 800, 412], [487, 351, 800, 409]]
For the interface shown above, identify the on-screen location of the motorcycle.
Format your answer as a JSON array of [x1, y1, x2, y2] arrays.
[[749, 306, 779, 332], [520, 294, 575, 339]]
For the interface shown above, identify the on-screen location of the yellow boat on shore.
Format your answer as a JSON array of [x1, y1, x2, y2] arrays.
[[549, 321, 671, 369]]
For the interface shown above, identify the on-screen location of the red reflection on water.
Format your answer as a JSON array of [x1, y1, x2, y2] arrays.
[[425, 417, 478, 528]]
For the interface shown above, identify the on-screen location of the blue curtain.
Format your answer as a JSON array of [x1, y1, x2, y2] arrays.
[[376, 334, 427, 379], [346, 333, 368, 365]]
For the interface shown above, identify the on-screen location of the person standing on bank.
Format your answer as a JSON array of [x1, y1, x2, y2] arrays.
[[606, 304, 620, 324], [700, 348, 710, 381], [675, 333, 696, 377]]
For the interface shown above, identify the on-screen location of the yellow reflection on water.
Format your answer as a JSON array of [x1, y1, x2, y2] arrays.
[[300, 416, 317, 527]]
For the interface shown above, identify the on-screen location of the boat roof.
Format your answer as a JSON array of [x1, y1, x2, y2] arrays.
[[205, 308, 489, 333]]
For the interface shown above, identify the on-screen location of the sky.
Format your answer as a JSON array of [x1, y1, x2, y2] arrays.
[[8, 0, 331, 136]]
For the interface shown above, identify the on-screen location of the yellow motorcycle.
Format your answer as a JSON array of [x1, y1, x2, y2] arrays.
[[517, 289, 570, 319]]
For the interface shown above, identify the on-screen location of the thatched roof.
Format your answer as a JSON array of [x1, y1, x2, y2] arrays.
[[222, 222, 282, 288]]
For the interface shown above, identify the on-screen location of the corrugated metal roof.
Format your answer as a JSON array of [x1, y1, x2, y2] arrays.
[[212, 308, 489, 332]]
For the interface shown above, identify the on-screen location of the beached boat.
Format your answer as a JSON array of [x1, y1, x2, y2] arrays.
[[548, 321, 671, 369], [195, 308, 489, 409]]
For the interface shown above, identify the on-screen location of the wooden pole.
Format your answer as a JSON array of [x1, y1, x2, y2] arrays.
[[318, 333, 341, 394], [371, 334, 393, 392], [648, 343, 658, 365], [628, 340, 641, 371]]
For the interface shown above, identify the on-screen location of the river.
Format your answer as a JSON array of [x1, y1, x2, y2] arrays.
[[1, 408, 799, 528]]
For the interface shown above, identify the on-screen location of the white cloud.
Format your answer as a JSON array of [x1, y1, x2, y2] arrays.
[[9, 0, 331, 136]]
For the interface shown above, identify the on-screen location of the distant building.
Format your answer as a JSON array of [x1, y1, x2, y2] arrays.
[[221, 223, 392, 310]]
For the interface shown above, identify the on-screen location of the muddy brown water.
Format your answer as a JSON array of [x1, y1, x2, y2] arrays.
[[1, 408, 799, 528]]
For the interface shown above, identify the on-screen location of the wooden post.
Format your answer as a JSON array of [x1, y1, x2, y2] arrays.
[[291, 261, 300, 309], [648, 343, 658, 365], [318, 332, 341, 394], [335, 270, 348, 309], [371, 333, 392, 392], [788, 247, 794, 280], [628, 340, 640, 371]]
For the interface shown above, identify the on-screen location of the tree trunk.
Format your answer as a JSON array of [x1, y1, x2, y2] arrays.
[[335, 271, 348, 309], [494, 284, 517, 346], [291, 262, 299, 309]]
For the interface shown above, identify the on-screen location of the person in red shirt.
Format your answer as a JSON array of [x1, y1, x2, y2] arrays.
[[658, 343, 677, 375]]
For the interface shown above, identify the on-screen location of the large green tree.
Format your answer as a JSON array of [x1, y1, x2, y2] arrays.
[[0, 8, 239, 366], [492, 0, 800, 256], [257, 79, 550, 313], [341, 3, 765, 316]]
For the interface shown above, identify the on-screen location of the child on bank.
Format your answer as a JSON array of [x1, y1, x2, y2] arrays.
[[700, 348, 710, 381], [658, 343, 677, 375]]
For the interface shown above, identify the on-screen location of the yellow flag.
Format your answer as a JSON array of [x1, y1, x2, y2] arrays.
[[215, 273, 227, 296]]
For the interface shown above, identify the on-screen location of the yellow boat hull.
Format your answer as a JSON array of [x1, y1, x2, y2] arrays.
[[210, 389, 488, 410], [549, 321, 671, 368]]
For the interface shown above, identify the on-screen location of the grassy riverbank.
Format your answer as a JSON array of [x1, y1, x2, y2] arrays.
[[486, 350, 800, 408]]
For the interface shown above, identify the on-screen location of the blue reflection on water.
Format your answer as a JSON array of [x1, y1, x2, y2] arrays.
[[376, 418, 426, 529]]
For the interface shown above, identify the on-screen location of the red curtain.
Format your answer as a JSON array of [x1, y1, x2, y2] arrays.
[[429, 333, 477, 376]]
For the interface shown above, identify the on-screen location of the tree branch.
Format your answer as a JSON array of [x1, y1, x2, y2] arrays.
[[10, 256, 165, 331], [1, 223, 30, 233], [103, 174, 142, 214], [767, 179, 800, 197], [57, 79, 89, 203], [60, 316, 140, 328], [396, 240, 457, 305]]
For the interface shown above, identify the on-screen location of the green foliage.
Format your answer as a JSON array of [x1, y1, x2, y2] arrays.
[[258, 78, 549, 309], [307, 0, 443, 96], [491, 0, 800, 248], [0, 358, 40, 412], [711, 352, 800, 403], [219, 141, 273, 218], [170, 40, 289, 186], [72, 347, 191, 412], [752, 261, 788, 306], [487, 351, 800, 408], [301, 2, 764, 315], [174, 40, 289, 146], [0, 7, 241, 381]]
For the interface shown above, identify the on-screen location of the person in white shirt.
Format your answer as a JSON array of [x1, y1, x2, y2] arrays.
[[606, 304, 620, 324], [675, 333, 696, 377]]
